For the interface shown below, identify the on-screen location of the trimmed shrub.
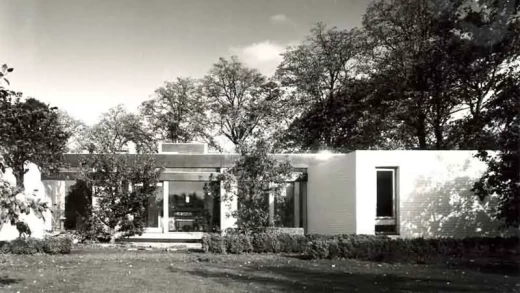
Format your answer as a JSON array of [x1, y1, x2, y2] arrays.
[[202, 234, 226, 254], [307, 235, 520, 263], [10, 237, 44, 254], [309, 239, 329, 259], [265, 227, 304, 236], [202, 232, 309, 254], [0, 241, 10, 254], [0, 236, 72, 255], [328, 239, 341, 259], [202, 232, 518, 262], [43, 236, 73, 254], [277, 233, 309, 253], [252, 232, 280, 253], [225, 234, 253, 254]]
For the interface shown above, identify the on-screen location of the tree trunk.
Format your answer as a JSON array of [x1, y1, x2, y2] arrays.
[[13, 165, 25, 189], [416, 114, 428, 150], [434, 124, 443, 150], [109, 228, 123, 244]]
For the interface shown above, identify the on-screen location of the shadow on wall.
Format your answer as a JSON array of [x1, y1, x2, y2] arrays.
[[401, 175, 515, 238]]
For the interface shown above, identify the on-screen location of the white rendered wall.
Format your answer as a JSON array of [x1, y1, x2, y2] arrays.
[[0, 163, 52, 240], [306, 153, 356, 234], [355, 151, 516, 238], [220, 168, 237, 232]]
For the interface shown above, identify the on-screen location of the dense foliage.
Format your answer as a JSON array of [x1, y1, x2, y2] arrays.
[[0, 235, 72, 255], [0, 64, 69, 188], [140, 78, 221, 151], [86, 105, 156, 154], [0, 179, 48, 226], [203, 57, 285, 150], [219, 140, 293, 233], [0, 64, 50, 231], [472, 71, 520, 227], [78, 154, 162, 243], [306, 234, 520, 262], [203, 232, 520, 264], [202, 232, 308, 254]]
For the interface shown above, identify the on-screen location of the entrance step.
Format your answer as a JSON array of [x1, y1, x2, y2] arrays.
[[121, 237, 201, 243], [123, 232, 204, 243], [124, 242, 202, 250]]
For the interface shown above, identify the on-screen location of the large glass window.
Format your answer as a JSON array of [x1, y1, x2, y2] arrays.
[[274, 182, 305, 228], [167, 181, 220, 232], [275, 183, 294, 227]]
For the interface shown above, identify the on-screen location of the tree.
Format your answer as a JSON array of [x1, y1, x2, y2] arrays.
[[203, 56, 283, 150], [277, 23, 364, 109], [0, 63, 15, 173], [0, 179, 48, 227], [88, 105, 156, 154], [0, 64, 48, 229], [449, 0, 519, 149], [274, 78, 388, 152], [57, 110, 90, 153], [78, 154, 162, 243], [469, 0, 519, 227], [0, 80, 70, 188], [219, 139, 292, 233], [140, 78, 221, 151], [362, 0, 519, 150], [275, 24, 371, 151], [362, 0, 468, 150], [472, 70, 519, 227]]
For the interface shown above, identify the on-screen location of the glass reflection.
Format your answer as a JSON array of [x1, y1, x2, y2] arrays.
[[168, 181, 220, 232]]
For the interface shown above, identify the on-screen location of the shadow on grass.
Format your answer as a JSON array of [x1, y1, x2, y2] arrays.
[[283, 254, 520, 276], [169, 264, 482, 292], [444, 258, 520, 276], [0, 276, 21, 287]]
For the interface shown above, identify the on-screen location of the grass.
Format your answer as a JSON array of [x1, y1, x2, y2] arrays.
[[0, 247, 518, 292]]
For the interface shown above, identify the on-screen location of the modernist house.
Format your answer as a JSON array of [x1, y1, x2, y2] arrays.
[[0, 142, 514, 241]]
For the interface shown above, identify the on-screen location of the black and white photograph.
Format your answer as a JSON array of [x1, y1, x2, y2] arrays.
[[0, 0, 519, 292]]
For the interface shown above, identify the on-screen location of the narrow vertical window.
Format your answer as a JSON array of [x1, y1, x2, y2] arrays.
[[376, 169, 394, 217], [376, 168, 397, 234]]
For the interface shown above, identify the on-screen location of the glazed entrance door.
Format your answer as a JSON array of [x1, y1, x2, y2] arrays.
[[143, 183, 164, 232]]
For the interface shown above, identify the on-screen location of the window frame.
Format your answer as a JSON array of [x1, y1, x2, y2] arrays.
[[375, 167, 399, 234], [132, 182, 164, 233]]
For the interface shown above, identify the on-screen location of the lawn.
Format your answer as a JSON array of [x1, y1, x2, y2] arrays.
[[0, 247, 518, 293]]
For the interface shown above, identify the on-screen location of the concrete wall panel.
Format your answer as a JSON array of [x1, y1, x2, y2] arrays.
[[306, 154, 356, 234]]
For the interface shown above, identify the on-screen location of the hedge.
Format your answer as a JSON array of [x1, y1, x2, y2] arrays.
[[202, 233, 519, 263], [0, 236, 73, 255], [202, 233, 309, 254], [307, 235, 520, 262]]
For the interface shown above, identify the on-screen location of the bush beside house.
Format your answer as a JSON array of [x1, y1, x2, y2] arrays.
[[202, 232, 309, 254], [306, 235, 520, 263], [0, 235, 72, 255]]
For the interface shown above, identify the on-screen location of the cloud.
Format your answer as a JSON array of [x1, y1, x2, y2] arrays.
[[270, 14, 289, 24], [230, 41, 286, 76]]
